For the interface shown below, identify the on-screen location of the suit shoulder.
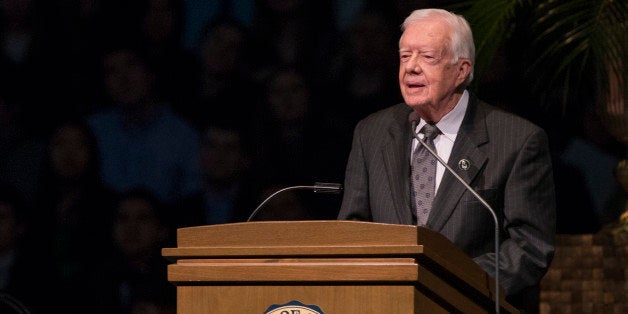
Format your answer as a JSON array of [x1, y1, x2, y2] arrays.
[[356, 103, 410, 128], [476, 101, 544, 134]]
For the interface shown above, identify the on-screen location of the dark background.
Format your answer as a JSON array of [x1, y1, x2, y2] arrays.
[[0, 0, 625, 312]]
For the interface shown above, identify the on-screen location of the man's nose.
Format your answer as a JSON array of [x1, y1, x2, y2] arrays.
[[405, 56, 422, 73]]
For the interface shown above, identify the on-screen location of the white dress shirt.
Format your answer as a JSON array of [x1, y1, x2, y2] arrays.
[[412, 90, 469, 194]]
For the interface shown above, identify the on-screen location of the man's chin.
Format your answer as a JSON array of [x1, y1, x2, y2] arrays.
[[404, 98, 430, 110]]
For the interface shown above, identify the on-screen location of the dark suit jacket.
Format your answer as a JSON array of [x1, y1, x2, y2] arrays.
[[338, 95, 556, 304]]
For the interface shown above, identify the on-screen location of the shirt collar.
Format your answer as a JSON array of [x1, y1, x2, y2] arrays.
[[418, 90, 468, 142]]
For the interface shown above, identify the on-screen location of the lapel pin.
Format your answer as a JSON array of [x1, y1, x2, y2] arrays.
[[458, 159, 471, 171]]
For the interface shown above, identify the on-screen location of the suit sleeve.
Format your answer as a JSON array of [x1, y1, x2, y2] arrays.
[[337, 120, 373, 221], [473, 128, 556, 296]]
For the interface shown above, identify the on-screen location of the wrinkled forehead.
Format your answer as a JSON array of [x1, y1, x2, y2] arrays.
[[399, 18, 452, 51]]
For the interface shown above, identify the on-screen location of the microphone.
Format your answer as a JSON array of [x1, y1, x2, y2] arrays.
[[0, 291, 31, 314], [409, 111, 502, 313], [246, 182, 343, 222]]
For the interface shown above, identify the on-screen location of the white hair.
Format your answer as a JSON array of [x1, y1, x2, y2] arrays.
[[401, 9, 475, 85]]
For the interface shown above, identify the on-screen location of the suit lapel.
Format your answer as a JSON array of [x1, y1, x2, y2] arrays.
[[382, 106, 414, 224], [427, 97, 489, 232]]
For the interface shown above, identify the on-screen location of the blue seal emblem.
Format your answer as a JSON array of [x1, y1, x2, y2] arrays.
[[263, 300, 324, 314]]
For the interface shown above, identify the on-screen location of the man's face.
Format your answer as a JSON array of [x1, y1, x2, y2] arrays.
[[398, 17, 468, 118], [113, 197, 163, 258], [200, 127, 248, 182], [50, 125, 91, 181], [201, 24, 244, 75], [103, 50, 153, 106]]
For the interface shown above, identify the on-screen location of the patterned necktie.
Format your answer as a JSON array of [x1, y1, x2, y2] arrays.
[[411, 124, 440, 226]]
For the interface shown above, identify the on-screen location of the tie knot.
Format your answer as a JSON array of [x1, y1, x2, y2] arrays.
[[421, 124, 440, 140]]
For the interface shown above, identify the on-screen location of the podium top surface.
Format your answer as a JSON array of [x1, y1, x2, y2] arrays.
[[177, 220, 419, 247], [162, 221, 483, 276]]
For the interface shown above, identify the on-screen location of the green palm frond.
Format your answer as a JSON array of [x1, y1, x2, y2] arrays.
[[449, 0, 530, 89], [453, 0, 627, 115], [527, 0, 627, 112]]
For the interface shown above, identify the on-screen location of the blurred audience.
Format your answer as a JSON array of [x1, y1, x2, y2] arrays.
[[46, 0, 110, 120], [181, 0, 256, 51], [0, 0, 64, 135], [30, 120, 114, 311], [129, 287, 176, 314], [87, 188, 174, 314], [86, 44, 202, 209], [181, 16, 260, 130], [0, 94, 46, 206], [0, 185, 46, 313], [255, 67, 349, 183], [321, 8, 401, 127], [185, 121, 259, 225], [251, 67, 345, 218], [248, 0, 335, 77], [553, 106, 626, 233], [138, 0, 197, 107]]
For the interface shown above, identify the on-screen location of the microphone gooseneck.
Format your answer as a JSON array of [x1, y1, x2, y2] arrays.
[[246, 182, 343, 222], [0, 292, 31, 314], [410, 118, 501, 313]]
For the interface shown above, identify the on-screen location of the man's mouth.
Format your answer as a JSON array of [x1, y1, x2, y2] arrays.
[[406, 82, 426, 89]]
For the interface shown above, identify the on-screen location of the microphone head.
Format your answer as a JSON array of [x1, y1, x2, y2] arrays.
[[408, 111, 421, 130], [314, 182, 343, 194], [408, 110, 420, 124]]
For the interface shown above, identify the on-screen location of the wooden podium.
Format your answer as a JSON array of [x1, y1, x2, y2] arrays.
[[162, 220, 518, 313]]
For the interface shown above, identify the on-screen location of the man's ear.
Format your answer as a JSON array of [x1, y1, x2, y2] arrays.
[[456, 58, 473, 85]]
